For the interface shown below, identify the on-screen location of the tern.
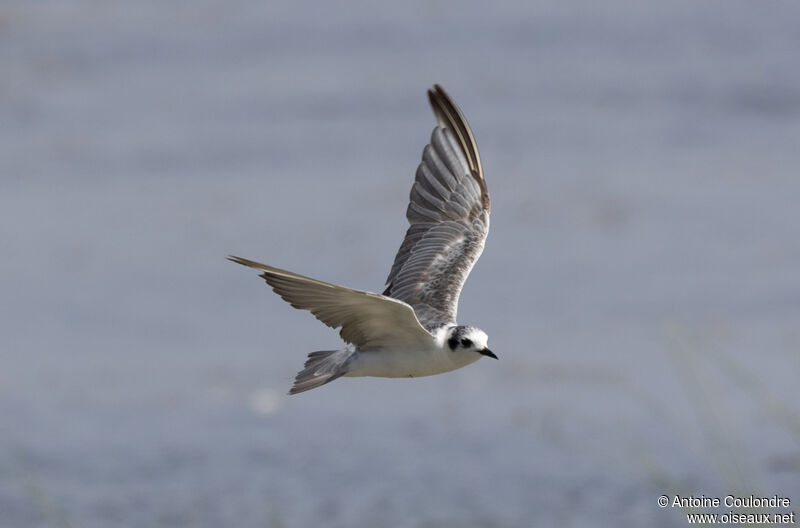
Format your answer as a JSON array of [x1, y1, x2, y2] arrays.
[[229, 85, 495, 394]]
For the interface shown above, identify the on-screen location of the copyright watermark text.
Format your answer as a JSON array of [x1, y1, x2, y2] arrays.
[[658, 495, 795, 524]]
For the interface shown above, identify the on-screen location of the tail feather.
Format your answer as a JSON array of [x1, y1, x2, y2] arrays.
[[289, 349, 353, 395]]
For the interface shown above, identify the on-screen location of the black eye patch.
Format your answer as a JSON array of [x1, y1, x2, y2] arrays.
[[460, 338, 473, 348], [448, 337, 459, 350]]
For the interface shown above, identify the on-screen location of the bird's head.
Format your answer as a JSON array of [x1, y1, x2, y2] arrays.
[[446, 325, 497, 360]]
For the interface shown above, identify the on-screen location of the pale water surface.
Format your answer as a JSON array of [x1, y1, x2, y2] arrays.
[[1, 1, 799, 526]]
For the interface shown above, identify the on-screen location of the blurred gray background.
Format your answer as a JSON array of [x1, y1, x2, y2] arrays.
[[1, 1, 799, 526]]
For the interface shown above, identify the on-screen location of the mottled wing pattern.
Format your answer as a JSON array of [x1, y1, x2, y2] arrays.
[[383, 85, 490, 330], [228, 256, 433, 349]]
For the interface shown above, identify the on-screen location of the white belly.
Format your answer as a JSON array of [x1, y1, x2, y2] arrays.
[[344, 345, 480, 378]]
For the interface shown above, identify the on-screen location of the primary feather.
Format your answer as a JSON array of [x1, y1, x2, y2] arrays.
[[383, 85, 490, 330]]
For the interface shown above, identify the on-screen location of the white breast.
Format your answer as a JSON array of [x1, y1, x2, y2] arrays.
[[344, 342, 480, 378]]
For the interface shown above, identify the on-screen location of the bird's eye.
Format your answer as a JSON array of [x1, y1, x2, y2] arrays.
[[460, 338, 472, 348]]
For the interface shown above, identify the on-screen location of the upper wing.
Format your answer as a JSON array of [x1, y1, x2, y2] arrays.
[[383, 85, 490, 330], [228, 256, 434, 349]]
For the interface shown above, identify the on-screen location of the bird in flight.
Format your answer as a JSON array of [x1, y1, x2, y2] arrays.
[[229, 84, 495, 394]]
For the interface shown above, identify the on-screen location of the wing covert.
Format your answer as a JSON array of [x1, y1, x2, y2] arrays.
[[229, 256, 433, 349]]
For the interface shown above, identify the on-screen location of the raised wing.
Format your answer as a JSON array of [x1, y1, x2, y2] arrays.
[[228, 256, 433, 349], [383, 85, 490, 330]]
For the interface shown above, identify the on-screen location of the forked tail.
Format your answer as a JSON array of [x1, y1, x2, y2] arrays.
[[290, 349, 354, 395]]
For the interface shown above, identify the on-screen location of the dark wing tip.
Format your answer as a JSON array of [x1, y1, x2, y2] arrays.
[[227, 255, 269, 271], [427, 84, 490, 212], [227, 255, 251, 266]]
